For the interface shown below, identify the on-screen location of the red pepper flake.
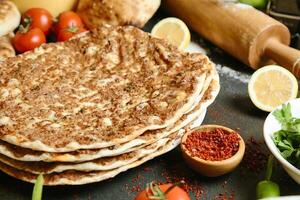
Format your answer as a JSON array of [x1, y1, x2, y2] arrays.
[[123, 173, 145, 194], [183, 128, 240, 161], [214, 181, 235, 200], [143, 167, 153, 172], [161, 163, 205, 200], [131, 185, 142, 192], [132, 174, 143, 183], [214, 192, 235, 200], [240, 137, 268, 174]]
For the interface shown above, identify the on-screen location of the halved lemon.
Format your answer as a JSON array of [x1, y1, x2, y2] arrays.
[[248, 65, 298, 112], [151, 17, 190, 50]]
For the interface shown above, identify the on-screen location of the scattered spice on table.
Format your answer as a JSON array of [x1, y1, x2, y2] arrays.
[[208, 109, 223, 122], [130, 185, 142, 193], [124, 173, 145, 193], [122, 163, 205, 199], [161, 161, 205, 200], [214, 192, 235, 200], [214, 180, 235, 200], [240, 136, 268, 174], [143, 167, 153, 172], [132, 174, 143, 184], [183, 128, 240, 161]]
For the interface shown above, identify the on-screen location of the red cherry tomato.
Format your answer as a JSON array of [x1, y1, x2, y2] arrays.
[[22, 8, 53, 35], [57, 26, 87, 42], [55, 11, 83, 35], [13, 28, 46, 53], [135, 183, 190, 200]]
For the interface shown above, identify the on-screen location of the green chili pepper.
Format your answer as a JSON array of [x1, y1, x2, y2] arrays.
[[256, 155, 280, 199], [32, 174, 44, 200]]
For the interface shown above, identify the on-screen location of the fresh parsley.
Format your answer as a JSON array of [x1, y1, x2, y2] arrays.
[[272, 103, 300, 169]]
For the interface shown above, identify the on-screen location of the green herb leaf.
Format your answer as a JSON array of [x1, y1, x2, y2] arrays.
[[276, 141, 293, 151], [273, 103, 292, 126], [32, 174, 44, 200], [296, 150, 300, 158], [272, 103, 300, 170], [281, 150, 294, 159]]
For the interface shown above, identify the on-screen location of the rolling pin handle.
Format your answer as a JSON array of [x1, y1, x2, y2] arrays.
[[264, 39, 300, 79]]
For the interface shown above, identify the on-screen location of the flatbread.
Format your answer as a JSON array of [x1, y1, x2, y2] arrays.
[[0, 130, 183, 185], [0, 25, 213, 152], [0, 0, 20, 37], [77, 0, 161, 28], [0, 73, 219, 163], [0, 32, 15, 61]]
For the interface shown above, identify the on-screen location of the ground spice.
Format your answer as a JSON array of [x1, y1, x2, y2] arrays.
[[214, 192, 235, 200], [143, 167, 153, 172], [162, 169, 204, 199], [160, 160, 205, 200], [124, 173, 145, 194], [214, 181, 235, 200], [240, 136, 268, 174], [183, 128, 240, 161]]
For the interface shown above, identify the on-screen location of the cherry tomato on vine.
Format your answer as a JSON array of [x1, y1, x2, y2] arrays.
[[22, 8, 53, 35], [13, 27, 46, 53], [135, 182, 190, 200], [57, 26, 87, 42], [55, 11, 83, 35]]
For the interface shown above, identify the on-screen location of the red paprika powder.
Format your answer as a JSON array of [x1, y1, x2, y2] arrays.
[[183, 128, 240, 161]]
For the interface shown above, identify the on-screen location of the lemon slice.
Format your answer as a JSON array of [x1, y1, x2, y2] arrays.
[[248, 65, 298, 112], [151, 17, 190, 50]]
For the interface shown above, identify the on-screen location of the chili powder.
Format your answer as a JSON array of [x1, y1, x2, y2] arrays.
[[183, 128, 240, 161], [240, 137, 268, 174]]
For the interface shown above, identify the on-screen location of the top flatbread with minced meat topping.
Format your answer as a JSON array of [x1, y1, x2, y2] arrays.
[[0, 25, 213, 152]]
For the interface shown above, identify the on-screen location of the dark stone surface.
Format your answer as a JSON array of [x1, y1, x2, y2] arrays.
[[0, 12, 299, 200]]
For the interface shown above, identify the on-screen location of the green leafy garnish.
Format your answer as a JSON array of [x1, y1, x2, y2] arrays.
[[32, 174, 44, 200], [272, 103, 300, 169]]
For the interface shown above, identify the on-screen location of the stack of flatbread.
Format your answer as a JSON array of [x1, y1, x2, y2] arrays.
[[0, 25, 220, 185]]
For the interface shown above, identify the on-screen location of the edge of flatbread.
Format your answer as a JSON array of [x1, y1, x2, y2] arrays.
[[77, 0, 161, 28], [0, 0, 20, 37], [0, 128, 183, 185]]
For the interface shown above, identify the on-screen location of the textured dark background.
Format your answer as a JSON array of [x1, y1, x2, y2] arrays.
[[0, 11, 299, 200]]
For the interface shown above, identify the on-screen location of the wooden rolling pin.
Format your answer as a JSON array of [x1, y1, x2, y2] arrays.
[[163, 0, 300, 78]]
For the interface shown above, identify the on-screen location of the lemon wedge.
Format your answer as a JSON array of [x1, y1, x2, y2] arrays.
[[248, 65, 298, 112], [151, 17, 190, 50]]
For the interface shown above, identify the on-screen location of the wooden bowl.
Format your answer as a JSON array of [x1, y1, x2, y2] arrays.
[[181, 125, 245, 177]]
